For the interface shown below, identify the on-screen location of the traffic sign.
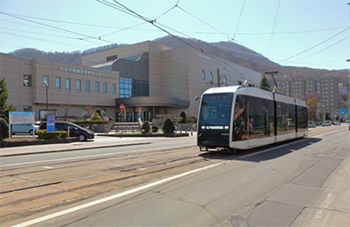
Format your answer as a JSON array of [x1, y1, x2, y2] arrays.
[[339, 109, 347, 114], [47, 115, 56, 132], [120, 104, 125, 110]]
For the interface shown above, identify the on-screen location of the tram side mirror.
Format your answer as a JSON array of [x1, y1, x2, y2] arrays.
[[194, 96, 200, 101]]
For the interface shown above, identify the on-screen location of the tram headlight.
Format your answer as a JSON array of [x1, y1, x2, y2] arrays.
[[201, 126, 205, 129], [224, 126, 229, 130]]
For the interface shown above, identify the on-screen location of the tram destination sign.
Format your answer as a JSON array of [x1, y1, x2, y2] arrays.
[[9, 111, 35, 124]]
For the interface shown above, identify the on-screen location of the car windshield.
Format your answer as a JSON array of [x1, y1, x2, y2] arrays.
[[199, 93, 233, 128]]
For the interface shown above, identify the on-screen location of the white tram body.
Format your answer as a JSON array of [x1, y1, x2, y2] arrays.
[[197, 86, 308, 150]]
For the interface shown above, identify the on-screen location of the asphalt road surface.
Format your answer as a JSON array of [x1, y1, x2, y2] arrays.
[[6, 128, 348, 227]]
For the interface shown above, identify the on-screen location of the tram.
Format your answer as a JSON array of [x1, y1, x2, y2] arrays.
[[197, 85, 308, 151]]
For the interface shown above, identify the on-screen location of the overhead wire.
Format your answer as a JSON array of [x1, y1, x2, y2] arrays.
[[0, 11, 114, 44], [266, 0, 281, 58], [233, 0, 247, 40], [99, 0, 252, 81], [292, 36, 350, 62], [278, 27, 350, 63]]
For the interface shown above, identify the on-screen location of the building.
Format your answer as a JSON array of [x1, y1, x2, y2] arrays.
[[1, 41, 261, 121], [276, 77, 339, 114], [0, 53, 119, 119]]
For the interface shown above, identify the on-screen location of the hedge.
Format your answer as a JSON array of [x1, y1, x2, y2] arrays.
[[0, 117, 9, 141], [73, 120, 109, 125], [37, 130, 68, 140]]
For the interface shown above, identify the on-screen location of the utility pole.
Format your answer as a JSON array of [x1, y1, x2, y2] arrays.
[[217, 68, 221, 87]]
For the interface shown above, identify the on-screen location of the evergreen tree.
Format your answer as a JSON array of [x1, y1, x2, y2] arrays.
[[259, 75, 271, 91], [0, 78, 16, 122], [179, 111, 187, 123]]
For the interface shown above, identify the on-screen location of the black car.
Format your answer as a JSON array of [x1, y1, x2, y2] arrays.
[[39, 121, 94, 141]]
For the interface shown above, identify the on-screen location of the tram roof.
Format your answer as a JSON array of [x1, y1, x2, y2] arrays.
[[202, 86, 307, 107]]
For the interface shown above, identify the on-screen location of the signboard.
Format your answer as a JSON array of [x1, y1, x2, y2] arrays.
[[9, 111, 34, 124], [339, 109, 347, 115], [47, 115, 56, 132], [120, 104, 125, 110], [9, 111, 35, 141]]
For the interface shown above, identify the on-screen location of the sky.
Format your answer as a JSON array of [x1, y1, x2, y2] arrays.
[[0, 0, 349, 70]]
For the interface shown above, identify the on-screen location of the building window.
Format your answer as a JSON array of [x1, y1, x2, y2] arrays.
[[103, 82, 107, 93], [201, 70, 205, 80], [23, 75, 32, 87], [85, 80, 90, 91], [112, 83, 116, 94], [55, 77, 61, 89], [106, 55, 118, 61], [209, 71, 213, 82], [23, 106, 32, 112], [66, 78, 71, 90], [95, 81, 100, 92], [43, 76, 49, 87], [77, 79, 81, 91]]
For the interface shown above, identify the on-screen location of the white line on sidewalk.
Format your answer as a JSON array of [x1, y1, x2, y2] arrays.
[[11, 128, 347, 227]]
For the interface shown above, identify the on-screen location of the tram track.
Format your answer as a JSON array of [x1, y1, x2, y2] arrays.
[[0, 148, 229, 196]]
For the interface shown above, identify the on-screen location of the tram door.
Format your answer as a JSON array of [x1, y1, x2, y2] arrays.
[[247, 99, 258, 148]]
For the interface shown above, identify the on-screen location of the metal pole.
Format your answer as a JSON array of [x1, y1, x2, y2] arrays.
[[46, 87, 48, 111]]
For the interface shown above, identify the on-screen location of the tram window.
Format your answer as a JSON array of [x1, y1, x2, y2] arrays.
[[288, 104, 296, 133], [232, 95, 248, 141], [297, 106, 308, 132], [277, 102, 289, 135]]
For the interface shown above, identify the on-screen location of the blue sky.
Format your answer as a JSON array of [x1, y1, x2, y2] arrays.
[[1, 0, 349, 70]]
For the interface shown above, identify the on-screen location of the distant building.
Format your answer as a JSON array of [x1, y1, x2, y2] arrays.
[[276, 77, 339, 114]]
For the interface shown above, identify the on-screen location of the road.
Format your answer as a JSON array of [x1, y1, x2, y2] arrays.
[[1, 126, 349, 227]]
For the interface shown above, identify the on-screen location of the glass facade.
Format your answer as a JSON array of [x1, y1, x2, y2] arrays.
[[112, 83, 116, 93], [119, 77, 149, 98]]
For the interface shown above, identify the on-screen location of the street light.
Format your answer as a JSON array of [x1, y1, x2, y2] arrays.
[[43, 81, 48, 118]]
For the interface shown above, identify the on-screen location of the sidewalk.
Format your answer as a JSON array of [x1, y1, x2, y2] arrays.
[[0, 136, 152, 157]]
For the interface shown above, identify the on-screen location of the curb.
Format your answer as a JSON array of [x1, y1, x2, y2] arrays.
[[0, 142, 152, 158]]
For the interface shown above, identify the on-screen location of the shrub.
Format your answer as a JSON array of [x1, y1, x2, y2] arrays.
[[151, 125, 158, 133], [108, 117, 115, 122], [103, 116, 109, 121], [175, 116, 183, 124], [91, 112, 102, 121], [142, 121, 150, 133], [0, 118, 9, 141], [187, 115, 198, 123], [180, 111, 187, 123], [162, 118, 175, 134], [37, 130, 68, 140]]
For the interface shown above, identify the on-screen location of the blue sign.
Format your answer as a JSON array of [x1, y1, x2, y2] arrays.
[[10, 111, 34, 115], [339, 109, 347, 114], [47, 115, 55, 132]]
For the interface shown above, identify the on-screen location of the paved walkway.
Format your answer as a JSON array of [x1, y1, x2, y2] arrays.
[[0, 136, 152, 157]]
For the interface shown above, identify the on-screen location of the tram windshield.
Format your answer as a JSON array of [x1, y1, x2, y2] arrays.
[[199, 93, 233, 129]]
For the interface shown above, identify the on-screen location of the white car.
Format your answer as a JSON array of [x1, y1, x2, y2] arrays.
[[322, 121, 331, 126]]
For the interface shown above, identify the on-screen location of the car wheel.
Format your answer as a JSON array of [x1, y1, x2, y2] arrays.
[[29, 130, 33, 135], [78, 134, 86, 141]]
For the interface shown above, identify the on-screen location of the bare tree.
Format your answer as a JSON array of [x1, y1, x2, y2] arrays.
[[60, 103, 70, 121]]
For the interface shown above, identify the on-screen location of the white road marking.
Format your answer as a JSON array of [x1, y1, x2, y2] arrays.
[[11, 128, 347, 226], [12, 162, 223, 227], [42, 166, 54, 169]]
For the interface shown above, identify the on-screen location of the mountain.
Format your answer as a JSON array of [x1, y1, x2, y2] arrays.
[[7, 36, 349, 83]]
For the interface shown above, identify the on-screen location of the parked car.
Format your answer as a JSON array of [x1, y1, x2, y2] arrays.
[[333, 121, 341, 125], [11, 124, 36, 135], [322, 121, 331, 127], [39, 121, 94, 141], [308, 121, 316, 128]]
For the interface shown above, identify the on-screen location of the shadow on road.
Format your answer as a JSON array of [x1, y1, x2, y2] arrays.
[[199, 137, 322, 162]]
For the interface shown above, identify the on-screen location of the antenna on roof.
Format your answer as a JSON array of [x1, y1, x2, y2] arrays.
[[243, 79, 248, 86]]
